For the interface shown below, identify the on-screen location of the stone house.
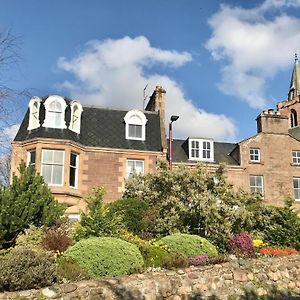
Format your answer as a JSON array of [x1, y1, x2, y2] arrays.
[[11, 58, 300, 218]]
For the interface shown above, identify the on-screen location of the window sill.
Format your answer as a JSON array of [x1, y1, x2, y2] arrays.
[[290, 163, 300, 167], [248, 161, 264, 165]]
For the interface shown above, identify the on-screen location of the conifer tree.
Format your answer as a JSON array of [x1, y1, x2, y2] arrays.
[[0, 162, 65, 248]]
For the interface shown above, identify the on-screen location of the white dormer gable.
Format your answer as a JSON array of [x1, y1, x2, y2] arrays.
[[188, 138, 214, 162], [27, 96, 41, 130], [69, 101, 83, 134], [124, 110, 147, 141], [42, 95, 67, 129]]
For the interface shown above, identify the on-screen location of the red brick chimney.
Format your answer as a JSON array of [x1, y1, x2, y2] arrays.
[[145, 86, 167, 150]]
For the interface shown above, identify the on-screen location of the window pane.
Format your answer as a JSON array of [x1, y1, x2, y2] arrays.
[[42, 150, 53, 163], [293, 178, 299, 188], [69, 167, 76, 187], [41, 165, 52, 184], [53, 151, 64, 164], [53, 165, 63, 185], [135, 125, 142, 138], [70, 153, 77, 167]]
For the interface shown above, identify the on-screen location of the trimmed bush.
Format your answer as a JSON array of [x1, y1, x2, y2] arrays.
[[107, 198, 148, 234], [228, 232, 255, 258], [159, 233, 218, 257], [0, 247, 56, 291], [64, 237, 144, 278]]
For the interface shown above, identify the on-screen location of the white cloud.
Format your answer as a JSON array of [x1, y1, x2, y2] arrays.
[[3, 124, 19, 141], [57, 36, 236, 141], [206, 0, 300, 108]]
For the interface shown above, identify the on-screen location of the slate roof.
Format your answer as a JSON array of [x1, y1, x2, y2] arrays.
[[289, 126, 300, 141], [171, 139, 239, 165], [14, 103, 163, 152]]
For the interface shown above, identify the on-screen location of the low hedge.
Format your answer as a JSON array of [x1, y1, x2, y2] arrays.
[[0, 247, 56, 291], [159, 233, 218, 257], [64, 237, 144, 278]]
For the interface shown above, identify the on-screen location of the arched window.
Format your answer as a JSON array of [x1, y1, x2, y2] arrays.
[[27, 96, 41, 130], [69, 101, 83, 134], [124, 110, 147, 141], [42, 96, 67, 129], [291, 109, 298, 128]]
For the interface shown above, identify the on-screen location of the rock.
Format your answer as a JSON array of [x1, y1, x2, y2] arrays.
[[42, 287, 60, 299]]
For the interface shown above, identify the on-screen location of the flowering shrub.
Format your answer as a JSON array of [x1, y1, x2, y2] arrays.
[[228, 232, 256, 258], [259, 246, 297, 257], [188, 255, 209, 266]]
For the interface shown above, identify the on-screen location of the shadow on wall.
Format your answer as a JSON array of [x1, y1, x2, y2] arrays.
[[104, 281, 300, 300]]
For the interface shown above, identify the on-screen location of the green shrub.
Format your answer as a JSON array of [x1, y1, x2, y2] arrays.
[[141, 244, 171, 267], [56, 256, 89, 282], [0, 247, 56, 291], [64, 237, 144, 278], [107, 198, 148, 235], [15, 225, 45, 250], [159, 233, 218, 257], [162, 255, 189, 269], [73, 187, 124, 241], [257, 200, 300, 250]]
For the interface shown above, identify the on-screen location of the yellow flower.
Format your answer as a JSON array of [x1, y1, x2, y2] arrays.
[[253, 239, 264, 248]]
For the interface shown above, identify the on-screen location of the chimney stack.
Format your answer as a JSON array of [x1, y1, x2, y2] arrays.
[[145, 86, 167, 150]]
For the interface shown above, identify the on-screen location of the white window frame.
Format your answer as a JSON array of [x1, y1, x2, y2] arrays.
[[250, 148, 260, 162], [27, 149, 36, 168], [250, 175, 264, 193], [126, 159, 144, 179], [69, 101, 83, 134], [41, 149, 65, 186], [293, 177, 300, 201], [42, 95, 67, 129], [188, 138, 214, 162], [27, 97, 41, 130], [69, 152, 79, 188], [292, 151, 300, 165], [124, 110, 147, 141]]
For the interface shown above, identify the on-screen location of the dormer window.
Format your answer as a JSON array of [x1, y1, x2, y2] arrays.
[[42, 96, 67, 129], [69, 101, 83, 134], [27, 97, 41, 130], [188, 138, 214, 162], [124, 110, 147, 141]]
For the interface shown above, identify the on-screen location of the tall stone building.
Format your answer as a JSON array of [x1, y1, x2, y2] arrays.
[[11, 58, 300, 218]]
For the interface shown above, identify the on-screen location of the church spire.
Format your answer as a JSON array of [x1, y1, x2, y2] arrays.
[[288, 53, 300, 100]]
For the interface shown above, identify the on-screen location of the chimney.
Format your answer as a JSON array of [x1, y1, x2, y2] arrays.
[[256, 109, 289, 134], [145, 86, 167, 150]]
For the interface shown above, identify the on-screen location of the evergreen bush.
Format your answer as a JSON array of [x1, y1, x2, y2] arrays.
[[159, 233, 218, 257], [0, 163, 65, 248], [64, 237, 144, 278], [107, 198, 148, 234], [0, 247, 56, 291]]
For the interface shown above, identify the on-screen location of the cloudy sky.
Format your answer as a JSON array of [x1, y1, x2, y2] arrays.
[[1, 0, 300, 142]]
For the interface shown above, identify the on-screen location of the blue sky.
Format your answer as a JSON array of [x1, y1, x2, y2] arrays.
[[1, 0, 300, 142]]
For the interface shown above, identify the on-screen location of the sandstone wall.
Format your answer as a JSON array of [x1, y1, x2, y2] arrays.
[[1, 255, 300, 300]]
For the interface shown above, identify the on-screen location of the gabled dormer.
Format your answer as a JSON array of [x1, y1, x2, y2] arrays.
[[27, 96, 41, 130], [124, 110, 147, 141], [42, 95, 67, 129], [188, 137, 214, 162], [69, 101, 83, 134]]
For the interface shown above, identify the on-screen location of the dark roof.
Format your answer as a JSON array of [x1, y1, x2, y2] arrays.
[[14, 105, 162, 152], [289, 126, 300, 140], [171, 139, 239, 165]]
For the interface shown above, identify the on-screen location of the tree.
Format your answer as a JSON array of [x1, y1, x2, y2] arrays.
[[0, 162, 65, 248], [123, 161, 264, 252]]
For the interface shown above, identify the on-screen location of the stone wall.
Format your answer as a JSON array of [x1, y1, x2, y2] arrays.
[[1, 255, 300, 300]]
